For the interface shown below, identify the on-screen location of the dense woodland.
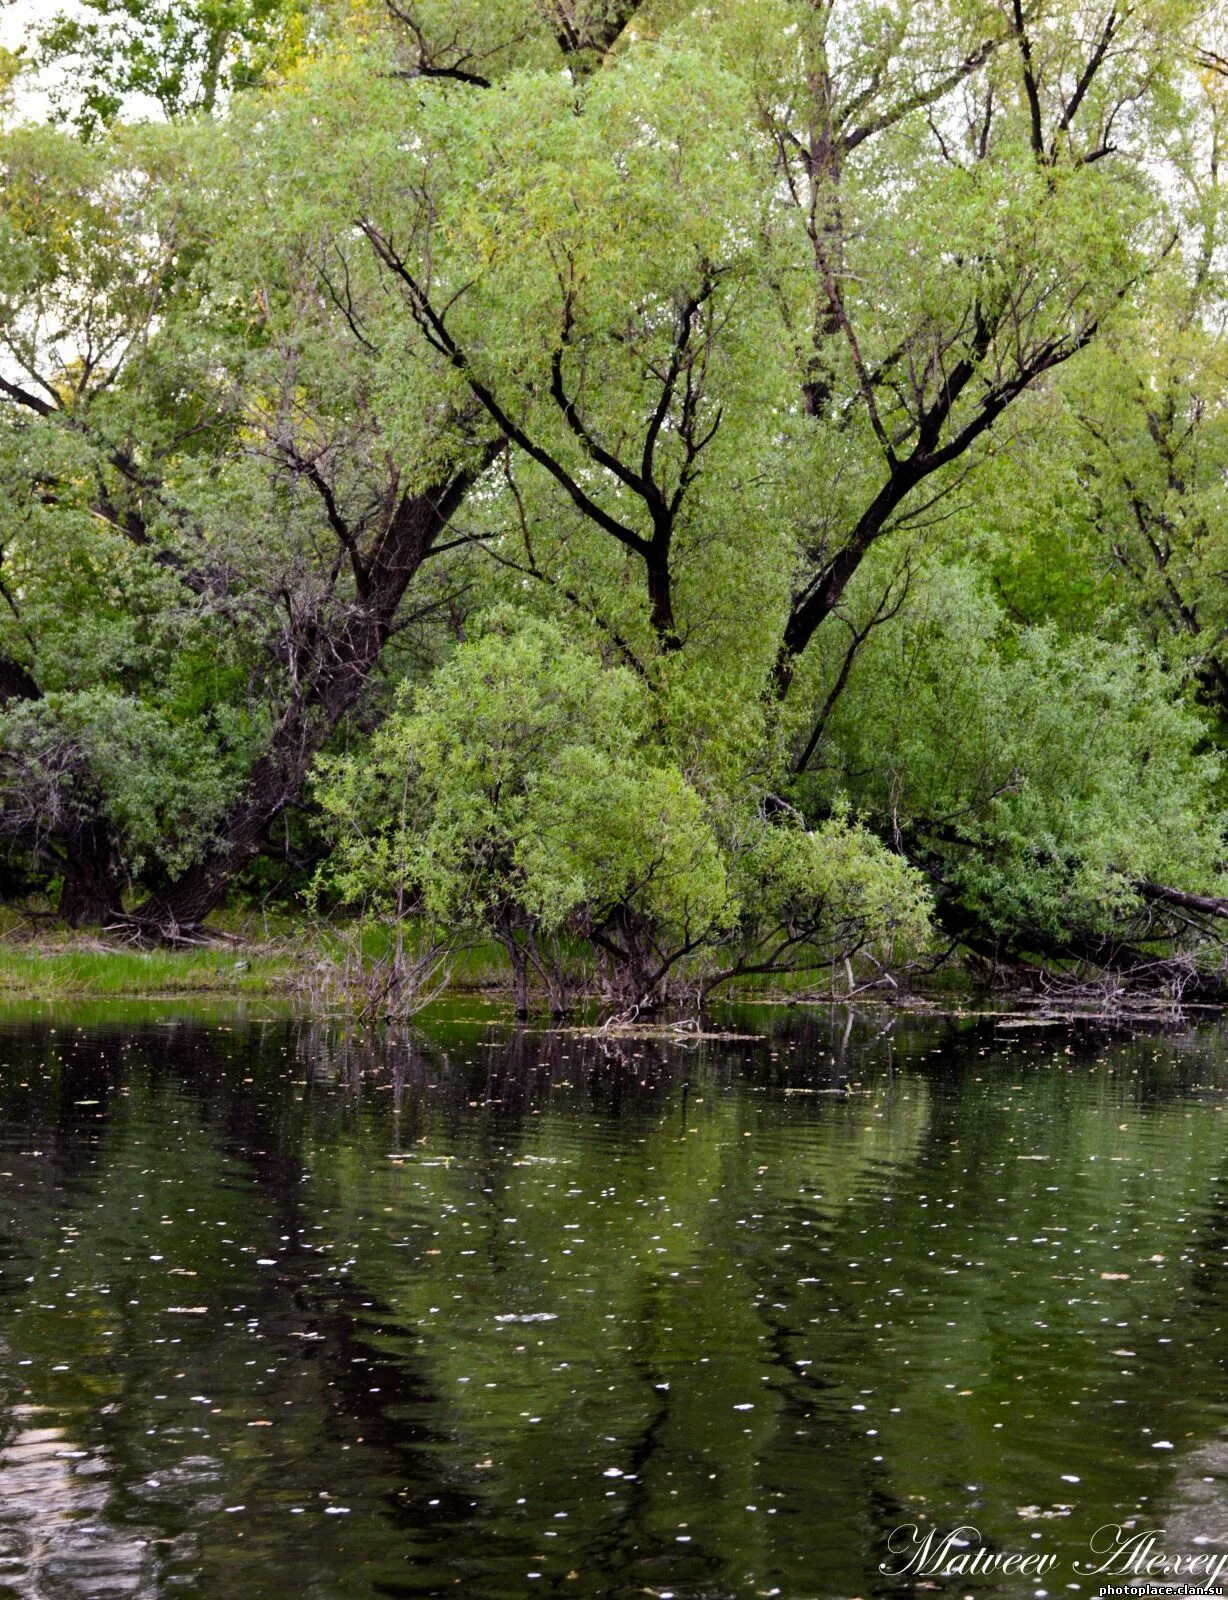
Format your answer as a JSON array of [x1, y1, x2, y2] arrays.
[[5, 0, 1228, 1011]]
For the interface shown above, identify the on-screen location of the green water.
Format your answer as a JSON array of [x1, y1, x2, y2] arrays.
[[0, 1005, 1226, 1598]]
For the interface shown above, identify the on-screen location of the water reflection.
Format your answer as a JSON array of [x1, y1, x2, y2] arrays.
[[0, 1399, 162, 1599], [0, 1008, 1226, 1596]]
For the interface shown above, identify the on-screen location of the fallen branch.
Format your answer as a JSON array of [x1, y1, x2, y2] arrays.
[[1137, 881, 1228, 919]]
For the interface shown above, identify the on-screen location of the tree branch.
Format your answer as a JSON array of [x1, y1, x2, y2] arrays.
[[1051, 8, 1118, 159], [0, 375, 56, 418], [843, 35, 1004, 152], [1012, 0, 1046, 158], [362, 221, 650, 559]]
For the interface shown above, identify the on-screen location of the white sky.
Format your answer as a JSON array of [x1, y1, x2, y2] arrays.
[[1, 0, 59, 46], [3, 0, 82, 121]]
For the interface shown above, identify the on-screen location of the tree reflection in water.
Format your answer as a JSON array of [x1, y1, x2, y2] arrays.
[[0, 1006, 1225, 1597]]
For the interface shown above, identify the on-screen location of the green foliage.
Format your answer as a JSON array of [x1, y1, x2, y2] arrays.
[[0, 688, 258, 878], [25, 0, 306, 134], [733, 808, 931, 976], [808, 565, 1226, 944], [3, 0, 1227, 997], [316, 617, 728, 995], [317, 616, 928, 1005], [0, 46, 23, 121]]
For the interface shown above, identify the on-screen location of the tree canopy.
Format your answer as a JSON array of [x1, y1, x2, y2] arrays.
[[4, 0, 1228, 1007]]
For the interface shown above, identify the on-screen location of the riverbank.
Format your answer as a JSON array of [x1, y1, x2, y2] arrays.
[[0, 938, 294, 999], [0, 922, 509, 1002], [0, 924, 887, 1006], [0, 921, 1206, 1018]]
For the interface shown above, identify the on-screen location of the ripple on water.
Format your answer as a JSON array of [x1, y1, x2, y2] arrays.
[[0, 1011, 1226, 1597]]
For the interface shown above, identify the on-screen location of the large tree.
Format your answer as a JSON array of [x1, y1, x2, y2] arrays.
[[2, 0, 1223, 984]]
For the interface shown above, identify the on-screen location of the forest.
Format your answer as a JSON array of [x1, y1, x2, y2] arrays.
[[4, 0, 1228, 1015]]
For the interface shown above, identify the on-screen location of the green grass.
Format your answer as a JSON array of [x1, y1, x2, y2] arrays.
[[446, 938, 512, 989], [0, 943, 292, 999], [0, 914, 511, 1003], [308, 921, 511, 990], [0, 915, 940, 1009]]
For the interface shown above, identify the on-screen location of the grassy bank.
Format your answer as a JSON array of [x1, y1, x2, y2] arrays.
[[0, 913, 510, 1002], [0, 913, 949, 1008], [0, 941, 295, 999], [0, 937, 897, 1007]]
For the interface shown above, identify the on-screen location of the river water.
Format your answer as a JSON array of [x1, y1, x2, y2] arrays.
[[0, 1003, 1226, 1598]]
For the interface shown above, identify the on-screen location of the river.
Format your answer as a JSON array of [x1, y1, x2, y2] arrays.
[[0, 1002, 1225, 1598]]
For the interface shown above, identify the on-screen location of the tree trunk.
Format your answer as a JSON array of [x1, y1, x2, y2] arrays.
[[646, 543, 679, 648], [133, 731, 313, 928], [55, 810, 125, 926], [133, 460, 488, 935], [506, 939, 530, 1018], [1138, 880, 1228, 919]]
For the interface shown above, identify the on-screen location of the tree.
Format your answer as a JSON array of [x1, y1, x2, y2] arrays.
[[804, 561, 1228, 982], [0, 109, 491, 926], [25, 0, 305, 135], [2, 0, 1224, 1001], [315, 615, 929, 1011], [0, 0, 666, 930]]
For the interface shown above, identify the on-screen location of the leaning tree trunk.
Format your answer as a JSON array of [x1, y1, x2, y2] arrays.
[[133, 726, 316, 929], [132, 463, 485, 936]]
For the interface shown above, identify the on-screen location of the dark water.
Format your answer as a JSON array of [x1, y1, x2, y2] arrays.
[[1, 1004, 1228, 1598]]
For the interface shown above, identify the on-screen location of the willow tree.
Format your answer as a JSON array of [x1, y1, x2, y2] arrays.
[[0, 0, 1218, 949]]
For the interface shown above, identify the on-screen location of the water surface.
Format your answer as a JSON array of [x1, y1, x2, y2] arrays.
[[0, 1004, 1226, 1598]]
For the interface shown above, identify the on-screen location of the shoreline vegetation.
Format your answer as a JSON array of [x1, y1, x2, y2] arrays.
[[7, 2, 1228, 1023], [1, 917, 1218, 1022]]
